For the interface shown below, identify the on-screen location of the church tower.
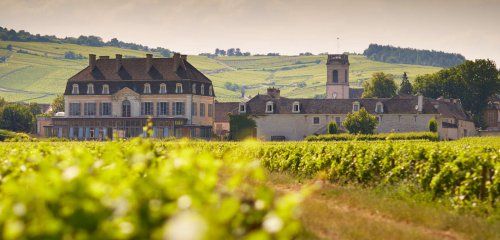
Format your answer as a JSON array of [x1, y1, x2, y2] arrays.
[[326, 54, 350, 99]]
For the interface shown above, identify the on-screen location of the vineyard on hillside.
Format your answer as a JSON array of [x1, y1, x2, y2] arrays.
[[0, 137, 498, 239]]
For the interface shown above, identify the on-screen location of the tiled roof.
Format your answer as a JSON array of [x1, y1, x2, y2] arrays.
[[214, 102, 239, 122]]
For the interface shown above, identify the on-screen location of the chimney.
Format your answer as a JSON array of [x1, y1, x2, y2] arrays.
[[267, 87, 281, 98], [115, 54, 122, 72], [89, 54, 96, 68], [173, 53, 181, 71], [417, 95, 423, 113], [146, 54, 153, 72], [181, 54, 187, 60]]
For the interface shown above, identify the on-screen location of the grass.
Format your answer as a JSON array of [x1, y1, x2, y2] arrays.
[[270, 172, 500, 240], [0, 41, 441, 103]]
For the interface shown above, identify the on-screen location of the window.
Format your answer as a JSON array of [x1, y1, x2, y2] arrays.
[[72, 84, 79, 94], [313, 117, 320, 125], [191, 102, 197, 116], [69, 103, 81, 116], [102, 84, 110, 94], [87, 84, 94, 94], [208, 104, 213, 117], [174, 102, 185, 115], [345, 70, 348, 82], [266, 101, 274, 113], [141, 102, 153, 116], [335, 116, 341, 126], [89, 128, 95, 139], [100, 102, 112, 116], [159, 83, 167, 94], [375, 102, 383, 113], [239, 103, 246, 113], [333, 70, 338, 83], [200, 103, 205, 117], [175, 83, 183, 93], [83, 102, 96, 116], [192, 83, 196, 94], [144, 83, 151, 94], [122, 100, 131, 117], [201, 84, 205, 95], [190, 128, 197, 138], [209, 86, 213, 96], [292, 102, 300, 113], [353, 102, 360, 112], [157, 102, 169, 116]]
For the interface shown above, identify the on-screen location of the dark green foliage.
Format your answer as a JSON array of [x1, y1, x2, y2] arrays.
[[363, 44, 465, 68], [6, 44, 12, 51], [327, 122, 338, 134], [362, 72, 397, 98], [51, 94, 65, 113], [429, 118, 438, 132], [224, 82, 240, 92], [414, 59, 499, 127], [64, 51, 84, 59], [0, 104, 35, 133], [398, 72, 413, 95], [306, 132, 439, 141], [342, 108, 378, 134], [229, 114, 256, 140]]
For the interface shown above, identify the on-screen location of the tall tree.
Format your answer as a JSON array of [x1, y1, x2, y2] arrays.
[[51, 94, 65, 114], [0, 104, 34, 133], [398, 72, 413, 95], [362, 72, 397, 98]]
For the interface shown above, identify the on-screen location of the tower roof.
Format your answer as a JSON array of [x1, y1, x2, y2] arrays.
[[327, 54, 349, 65]]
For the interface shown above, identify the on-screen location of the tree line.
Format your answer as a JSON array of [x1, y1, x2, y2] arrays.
[[0, 26, 173, 57], [363, 44, 466, 68]]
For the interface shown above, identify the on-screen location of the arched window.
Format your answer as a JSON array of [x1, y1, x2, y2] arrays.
[[159, 83, 167, 94], [375, 102, 384, 113], [208, 86, 213, 96], [122, 100, 131, 117], [175, 83, 183, 93], [292, 101, 300, 113], [266, 101, 274, 113], [144, 83, 151, 94], [201, 84, 205, 95], [87, 83, 94, 94], [72, 84, 79, 94], [192, 83, 196, 94], [102, 84, 109, 94], [333, 70, 339, 83]]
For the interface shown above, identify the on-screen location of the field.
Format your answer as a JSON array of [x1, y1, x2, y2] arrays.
[[0, 41, 441, 103], [0, 137, 498, 239]]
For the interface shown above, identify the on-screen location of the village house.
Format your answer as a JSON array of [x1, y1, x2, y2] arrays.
[[39, 53, 215, 139], [215, 54, 476, 140]]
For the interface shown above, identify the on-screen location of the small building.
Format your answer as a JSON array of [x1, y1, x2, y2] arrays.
[[40, 53, 215, 140]]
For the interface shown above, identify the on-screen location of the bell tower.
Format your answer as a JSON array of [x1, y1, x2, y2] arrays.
[[326, 54, 350, 99]]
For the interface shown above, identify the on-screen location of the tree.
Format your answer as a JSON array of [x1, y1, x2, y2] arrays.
[[229, 114, 256, 140], [28, 102, 41, 116], [414, 59, 499, 127], [398, 72, 413, 95], [0, 97, 6, 109], [429, 118, 437, 132], [342, 108, 378, 134], [51, 94, 65, 114], [327, 122, 338, 134], [362, 72, 397, 98], [0, 104, 35, 133], [6, 44, 12, 51]]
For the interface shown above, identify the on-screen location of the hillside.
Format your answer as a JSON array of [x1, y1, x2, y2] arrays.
[[0, 41, 441, 103]]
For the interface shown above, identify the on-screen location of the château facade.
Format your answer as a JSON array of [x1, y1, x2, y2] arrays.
[[42, 53, 214, 139]]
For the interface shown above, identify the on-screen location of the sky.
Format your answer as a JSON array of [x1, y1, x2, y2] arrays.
[[1, 0, 499, 63]]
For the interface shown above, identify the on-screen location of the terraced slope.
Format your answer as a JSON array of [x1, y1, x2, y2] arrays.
[[0, 41, 441, 103]]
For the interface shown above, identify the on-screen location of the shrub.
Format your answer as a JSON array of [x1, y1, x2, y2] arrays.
[[342, 108, 378, 134], [327, 122, 338, 134], [229, 114, 256, 140], [0, 104, 35, 133], [305, 132, 439, 142], [429, 118, 438, 132]]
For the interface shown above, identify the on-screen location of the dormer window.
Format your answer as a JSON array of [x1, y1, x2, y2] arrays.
[[266, 101, 274, 113], [159, 83, 167, 94], [375, 102, 384, 113], [209, 86, 213, 96], [352, 101, 360, 112], [176, 83, 183, 93], [292, 101, 300, 113], [87, 83, 94, 94], [239, 103, 246, 113], [201, 84, 205, 95], [192, 83, 196, 94], [72, 84, 79, 94], [144, 83, 151, 94], [102, 84, 109, 94]]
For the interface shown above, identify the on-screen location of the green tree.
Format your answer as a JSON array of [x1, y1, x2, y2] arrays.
[[414, 59, 499, 127], [0, 97, 6, 109], [229, 114, 256, 140], [429, 118, 437, 132], [51, 94, 65, 114], [342, 108, 378, 134], [362, 72, 397, 98], [398, 72, 413, 95], [0, 104, 35, 133], [327, 122, 338, 134], [6, 44, 13, 51], [28, 102, 42, 116]]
